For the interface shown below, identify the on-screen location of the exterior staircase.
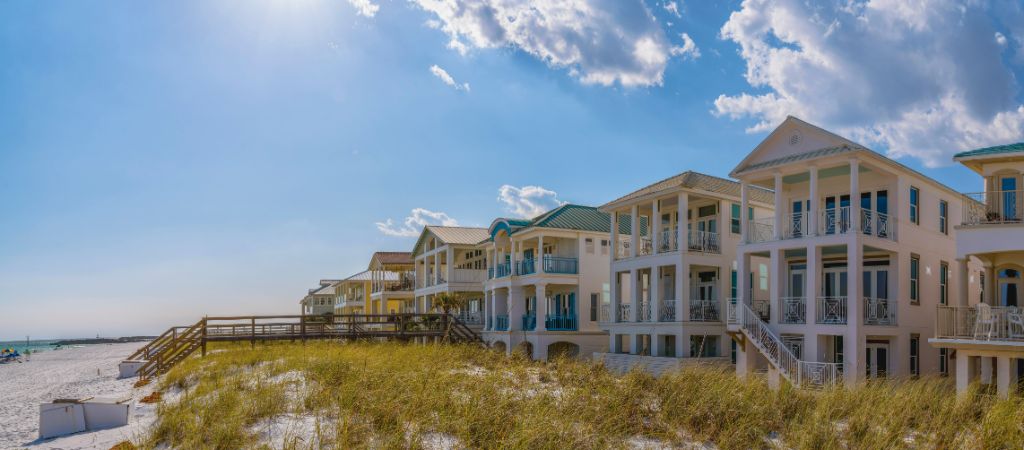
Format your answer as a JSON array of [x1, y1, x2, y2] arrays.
[[737, 302, 841, 388]]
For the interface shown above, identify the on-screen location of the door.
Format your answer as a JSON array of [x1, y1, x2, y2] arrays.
[[692, 271, 718, 320], [823, 195, 851, 234], [791, 200, 809, 237], [866, 342, 889, 379], [999, 269, 1021, 307], [863, 266, 890, 323], [786, 265, 806, 323], [1001, 177, 1018, 221], [821, 267, 848, 324]]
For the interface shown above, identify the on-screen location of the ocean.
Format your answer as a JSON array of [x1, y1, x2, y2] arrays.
[[0, 339, 61, 354]]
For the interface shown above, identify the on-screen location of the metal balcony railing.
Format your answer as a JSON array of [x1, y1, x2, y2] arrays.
[[816, 296, 848, 324], [522, 314, 536, 331], [962, 190, 1024, 225], [864, 297, 896, 325], [689, 299, 719, 322], [936, 305, 1024, 341], [517, 259, 536, 276], [617, 304, 631, 322], [542, 256, 578, 274], [659, 299, 677, 322], [752, 299, 770, 322], [687, 230, 721, 253], [820, 206, 852, 235], [545, 314, 577, 331], [495, 315, 509, 331], [860, 210, 896, 240], [781, 297, 806, 324], [748, 219, 775, 243]]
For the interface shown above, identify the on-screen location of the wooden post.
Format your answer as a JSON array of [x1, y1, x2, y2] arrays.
[[201, 318, 208, 357], [300, 314, 306, 344], [251, 317, 256, 349]]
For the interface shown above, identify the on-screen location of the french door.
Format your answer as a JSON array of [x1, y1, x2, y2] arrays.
[[863, 266, 891, 324], [821, 267, 848, 324], [866, 342, 889, 379]]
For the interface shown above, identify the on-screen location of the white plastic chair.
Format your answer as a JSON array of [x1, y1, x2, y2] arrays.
[[973, 303, 996, 340], [1007, 311, 1024, 340]]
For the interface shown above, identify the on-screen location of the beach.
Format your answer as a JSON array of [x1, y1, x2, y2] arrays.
[[0, 342, 156, 449]]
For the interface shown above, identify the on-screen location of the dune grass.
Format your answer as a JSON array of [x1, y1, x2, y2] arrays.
[[139, 341, 1023, 449]]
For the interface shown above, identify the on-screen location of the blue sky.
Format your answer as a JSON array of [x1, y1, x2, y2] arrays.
[[1, 0, 1022, 339]]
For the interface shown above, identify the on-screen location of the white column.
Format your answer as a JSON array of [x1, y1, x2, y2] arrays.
[[808, 166, 819, 236], [677, 193, 688, 252], [630, 268, 640, 322], [510, 240, 518, 275], [445, 247, 454, 282], [652, 199, 660, 252], [434, 252, 440, 284], [611, 269, 620, 323], [740, 182, 750, 243], [737, 252, 748, 306], [984, 265, 996, 304], [630, 204, 639, 257], [849, 158, 860, 232], [956, 352, 972, 395], [536, 284, 548, 331], [774, 172, 783, 240], [844, 239, 863, 385], [996, 356, 1012, 398], [537, 235, 544, 274], [610, 211, 619, 260], [769, 248, 781, 324], [677, 262, 688, 321], [806, 245, 819, 326], [981, 356, 993, 384], [650, 265, 660, 322]]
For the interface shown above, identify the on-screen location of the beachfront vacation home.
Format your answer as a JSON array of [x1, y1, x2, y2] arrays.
[[367, 252, 416, 315], [480, 204, 613, 360], [411, 226, 491, 329], [300, 279, 341, 315], [728, 117, 978, 388], [333, 270, 376, 315], [931, 142, 1024, 397], [595, 171, 774, 374]]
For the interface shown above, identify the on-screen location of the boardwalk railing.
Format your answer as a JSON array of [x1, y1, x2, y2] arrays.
[[132, 313, 482, 379]]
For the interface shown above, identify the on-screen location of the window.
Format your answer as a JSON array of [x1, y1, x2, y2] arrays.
[[730, 339, 737, 364], [731, 270, 738, 300], [600, 239, 609, 256], [939, 348, 949, 376], [910, 255, 920, 304], [585, 238, 595, 254], [910, 334, 920, 377], [910, 187, 920, 225], [698, 204, 717, 217], [690, 335, 720, 357], [940, 261, 949, 305], [590, 293, 598, 322], [939, 200, 948, 234], [731, 204, 741, 234]]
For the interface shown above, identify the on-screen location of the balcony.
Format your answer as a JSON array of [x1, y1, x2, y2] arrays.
[[490, 262, 512, 279], [451, 269, 487, 284], [747, 207, 895, 243], [659, 299, 677, 321], [495, 315, 509, 331], [962, 190, 1023, 226], [864, 297, 896, 325], [545, 314, 577, 331], [658, 231, 678, 253], [687, 230, 721, 253], [689, 299, 720, 322], [522, 314, 536, 331], [935, 305, 1024, 341], [617, 304, 631, 321], [727, 298, 737, 324], [752, 299, 770, 322], [780, 297, 806, 324], [599, 304, 612, 322], [542, 256, 578, 274], [638, 301, 653, 321], [517, 259, 536, 276], [455, 310, 483, 325], [816, 296, 848, 324]]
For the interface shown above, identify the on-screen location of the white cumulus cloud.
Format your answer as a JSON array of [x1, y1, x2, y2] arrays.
[[429, 64, 471, 91], [411, 0, 693, 87], [376, 208, 459, 237], [663, 1, 682, 18], [671, 32, 700, 60], [347, 0, 379, 17], [497, 185, 566, 219], [714, 0, 1024, 167]]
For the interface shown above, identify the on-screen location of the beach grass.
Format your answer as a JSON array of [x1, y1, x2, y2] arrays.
[[139, 341, 1023, 449]]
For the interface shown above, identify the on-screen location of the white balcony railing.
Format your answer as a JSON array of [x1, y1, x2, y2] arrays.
[[781, 297, 806, 324], [752, 299, 770, 322], [658, 230, 677, 253], [727, 298, 737, 324], [638, 301, 653, 321], [639, 237, 653, 256], [617, 304, 632, 322], [860, 209, 895, 240], [783, 212, 808, 239], [659, 299, 677, 322], [819, 206, 852, 235], [689, 299, 720, 322], [816, 296, 848, 324], [616, 238, 632, 259], [864, 297, 896, 325], [962, 190, 1024, 225], [687, 230, 721, 253], [747, 218, 774, 243], [450, 269, 487, 284], [936, 305, 1024, 341]]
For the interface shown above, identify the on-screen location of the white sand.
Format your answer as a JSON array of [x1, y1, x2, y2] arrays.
[[0, 342, 158, 449]]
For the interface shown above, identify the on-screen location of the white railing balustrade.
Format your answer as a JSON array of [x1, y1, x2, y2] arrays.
[[659, 299, 677, 322], [962, 190, 1024, 225], [739, 303, 843, 388], [864, 297, 896, 325], [816, 296, 848, 324], [784, 212, 808, 239], [752, 299, 770, 322], [687, 230, 721, 253], [658, 230, 678, 253], [689, 299, 720, 322], [935, 305, 1024, 341], [860, 209, 895, 240], [639, 237, 653, 256], [599, 304, 612, 322], [819, 206, 852, 235], [781, 297, 806, 324], [617, 304, 632, 322], [451, 269, 487, 283], [616, 238, 632, 259], [726, 298, 737, 324], [747, 218, 774, 243], [639, 301, 653, 321]]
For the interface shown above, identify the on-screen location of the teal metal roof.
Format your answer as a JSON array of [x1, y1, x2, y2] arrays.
[[484, 204, 646, 241], [954, 142, 1024, 159]]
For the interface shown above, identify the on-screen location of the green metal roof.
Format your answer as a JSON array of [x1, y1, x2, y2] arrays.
[[954, 142, 1024, 159], [484, 204, 646, 241]]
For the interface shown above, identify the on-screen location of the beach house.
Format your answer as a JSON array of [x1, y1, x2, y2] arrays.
[[480, 204, 612, 360], [412, 226, 490, 328], [367, 252, 416, 314], [931, 142, 1024, 397], [301, 279, 341, 315], [332, 270, 377, 315], [595, 171, 774, 374], [728, 116, 974, 388]]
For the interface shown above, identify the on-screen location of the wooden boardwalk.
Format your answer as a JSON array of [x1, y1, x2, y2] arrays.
[[127, 313, 481, 378]]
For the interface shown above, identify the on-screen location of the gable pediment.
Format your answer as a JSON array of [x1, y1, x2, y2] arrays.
[[730, 116, 857, 177]]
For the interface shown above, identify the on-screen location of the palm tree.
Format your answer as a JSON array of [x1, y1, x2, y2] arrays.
[[431, 292, 467, 342]]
